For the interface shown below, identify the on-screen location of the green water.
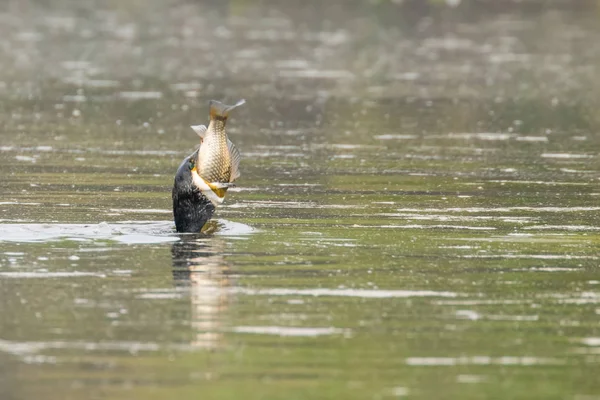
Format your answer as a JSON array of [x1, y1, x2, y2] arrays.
[[1, 1, 600, 399]]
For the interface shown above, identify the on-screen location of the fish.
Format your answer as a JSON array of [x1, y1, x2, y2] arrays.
[[172, 99, 245, 232], [190, 99, 244, 203]]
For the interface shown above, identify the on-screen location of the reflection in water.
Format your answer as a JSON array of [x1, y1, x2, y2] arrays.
[[171, 233, 230, 350]]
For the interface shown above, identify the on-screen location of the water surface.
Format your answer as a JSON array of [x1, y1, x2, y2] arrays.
[[1, 1, 600, 399]]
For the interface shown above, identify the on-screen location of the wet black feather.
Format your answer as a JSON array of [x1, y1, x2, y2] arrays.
[[172, 151, 215, 233]]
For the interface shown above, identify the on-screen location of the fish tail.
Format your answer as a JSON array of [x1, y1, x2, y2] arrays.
[[209, 99, 246, 121]]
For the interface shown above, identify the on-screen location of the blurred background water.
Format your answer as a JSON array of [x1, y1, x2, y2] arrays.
[[1, 0, 600, 399]]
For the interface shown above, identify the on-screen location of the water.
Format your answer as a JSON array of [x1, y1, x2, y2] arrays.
[[1, 0, 600, 398]]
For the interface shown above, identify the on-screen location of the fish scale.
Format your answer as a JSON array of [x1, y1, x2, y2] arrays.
[[198, 121, 231, 183]]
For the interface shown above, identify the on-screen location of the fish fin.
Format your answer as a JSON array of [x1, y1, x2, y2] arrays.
[[209, 99, 246, 120], [191, 124, 207, 139], [206, 182, 229, 198], [228, 139, 241, 182]]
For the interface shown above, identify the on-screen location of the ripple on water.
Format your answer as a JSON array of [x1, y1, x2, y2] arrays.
[[278, 69, 355, 79], [516, 136, 548, 142], [232, 287, 459, 298], [378, 213, 535, 223], [374, 134, 418, 140], [352, 224, 496, 231], [406, 356, 564, 366], [0, 271, 106, 279], [226, 201, 341, 209], [395, 207, 600, 213], [524, 225, 600, 231], [231, 326, 350, 337], [0, 220, 254, 243], [0, 338, 194, 360], [457, 375, 487, 384], [462, 255, 595, 260], [118, 91, 163, 100], [108, 208, 172, 214], [455, 310, 539, 322], [485, 180, 589, 186], [445, 132, 515, 141], [580, 338, 600, 346], [541, 153, 594, 159]]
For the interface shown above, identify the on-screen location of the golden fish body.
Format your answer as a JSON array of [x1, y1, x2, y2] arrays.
[[189, 99, 244, 205], [198, 119, 232, 185]]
